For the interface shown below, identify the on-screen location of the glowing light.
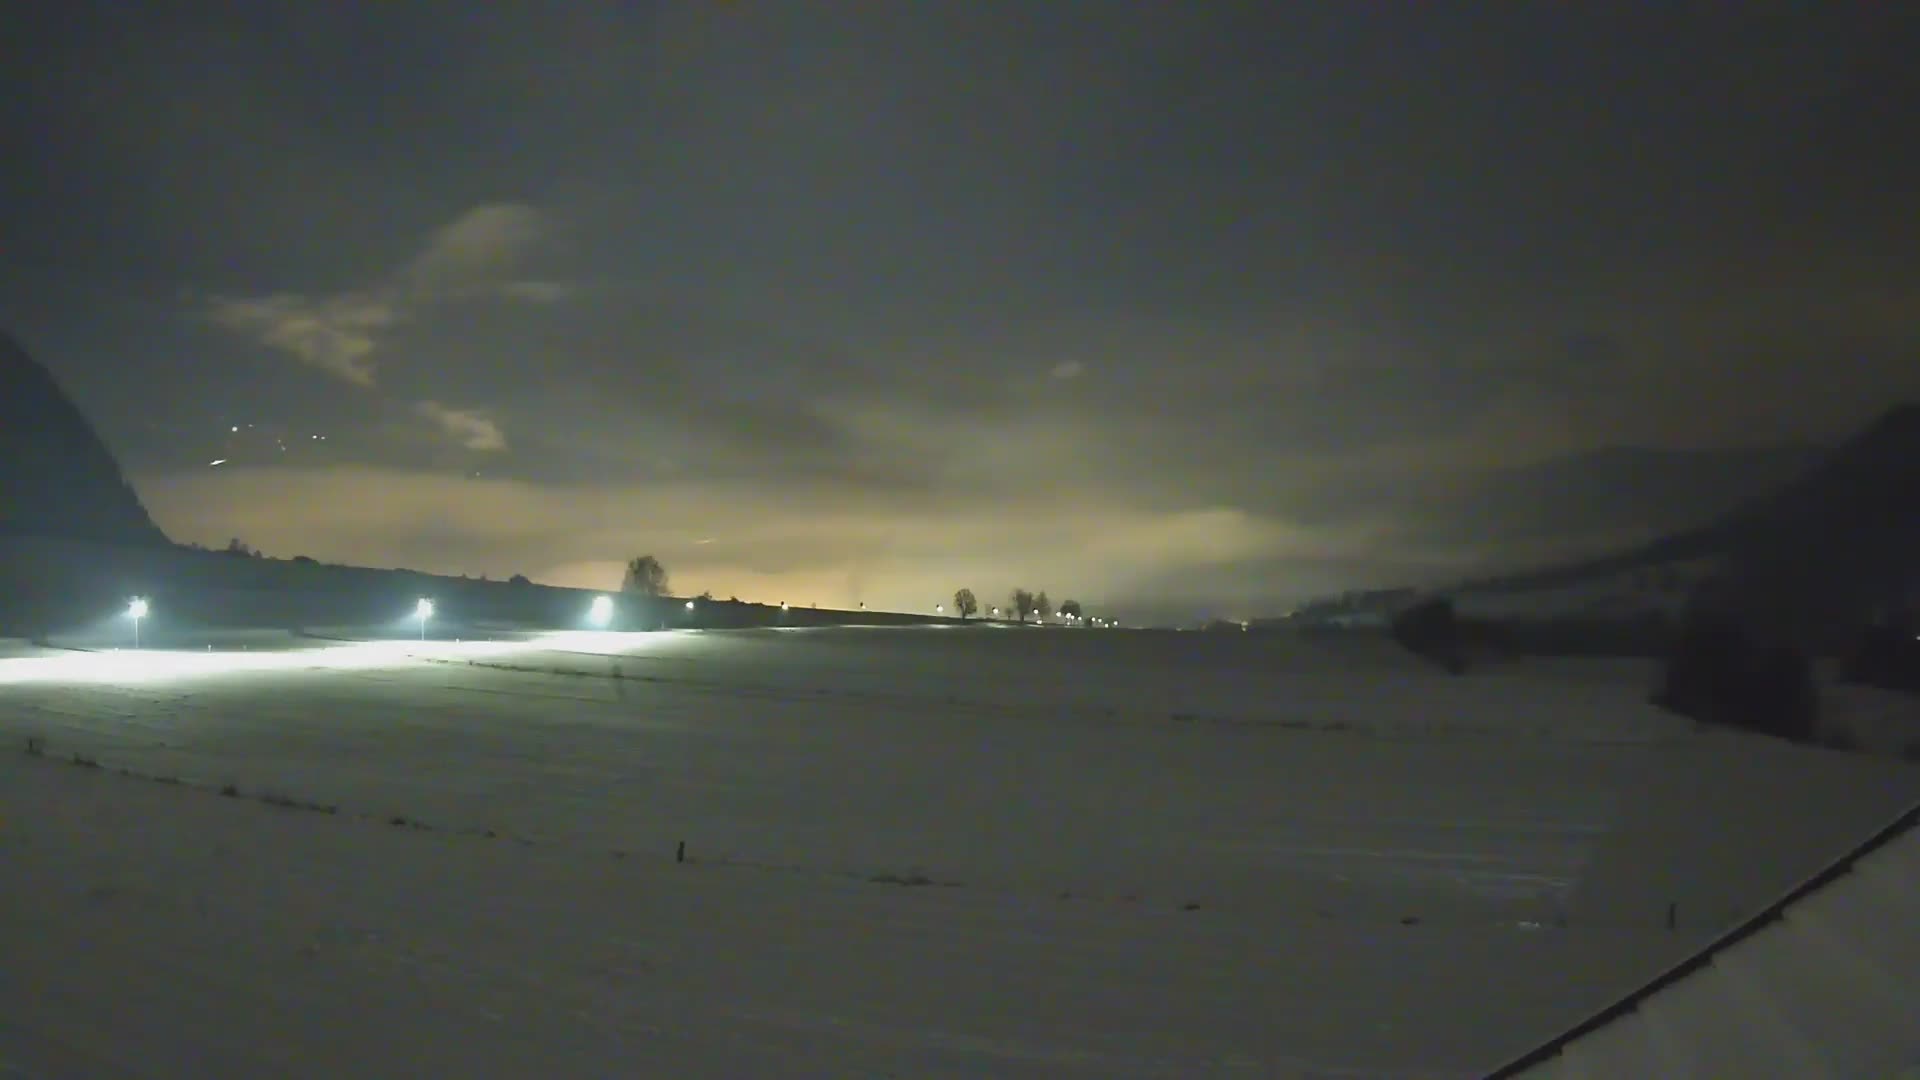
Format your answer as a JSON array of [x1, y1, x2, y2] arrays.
[[415, 598, 434, 620], [209, 459, 227, 467], [685, 600, 696, 610], [127, 597, 149, 649], [588, 595, 614, 627]]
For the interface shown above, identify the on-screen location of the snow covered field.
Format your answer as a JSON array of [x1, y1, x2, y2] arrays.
[[4, 626, 1916, 1077]]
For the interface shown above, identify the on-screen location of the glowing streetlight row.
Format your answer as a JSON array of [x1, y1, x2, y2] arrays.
[[118, 594, 618, 648], [414, 594, 650, 636], [111, 589, 1063, 650]]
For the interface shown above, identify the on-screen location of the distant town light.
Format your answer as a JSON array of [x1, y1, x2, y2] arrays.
[[685, 600, 696, 611], [588, 595, 614, 627]]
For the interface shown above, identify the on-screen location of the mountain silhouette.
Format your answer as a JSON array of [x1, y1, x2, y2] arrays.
[[1714, 403, 1920, 543], [0, 330, 169, 546], [1463, 404, 1920, 628], [1411, 444, 1823, 549], [1705, 403, 1920, 625]]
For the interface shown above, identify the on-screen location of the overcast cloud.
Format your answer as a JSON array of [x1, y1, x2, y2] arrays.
[[4, 3, 1917, 621]]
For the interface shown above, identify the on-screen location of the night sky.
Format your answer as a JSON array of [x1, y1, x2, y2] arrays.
[[5, 4, 1917, 622]]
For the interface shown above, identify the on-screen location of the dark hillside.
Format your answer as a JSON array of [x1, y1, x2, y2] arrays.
[[1464, 404, 1920, 625], [0, 330, 169, 547]]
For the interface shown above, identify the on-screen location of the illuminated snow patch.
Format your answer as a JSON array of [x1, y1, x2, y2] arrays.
[[0, 636, 558, 686]]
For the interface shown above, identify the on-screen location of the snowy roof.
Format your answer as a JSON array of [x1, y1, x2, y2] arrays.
[[1488, 802, 1920, 1079]]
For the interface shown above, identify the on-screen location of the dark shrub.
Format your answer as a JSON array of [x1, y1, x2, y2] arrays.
[[1653, 613, 1819, 743], [1392, 597, 1467, 674], [1469, 618, 1521, 659], [1652, 615, 1750, 722], [1750, 643, 1818, 742], [1816, 727, 1863, 753], [1841, 613, 1920, 694], [1492, 614, 1670, 658]]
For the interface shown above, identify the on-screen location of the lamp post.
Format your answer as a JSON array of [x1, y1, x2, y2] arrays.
[[128, 597, 149, 649], [415, 597, 434, 640]]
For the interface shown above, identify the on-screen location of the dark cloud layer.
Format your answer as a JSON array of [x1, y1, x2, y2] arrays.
[[4, 3, 1918, 622]]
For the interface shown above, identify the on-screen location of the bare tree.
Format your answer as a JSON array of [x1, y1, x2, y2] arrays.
[[1060, 598, 1084, 622], [1011, 588, 1035, 623], [1035, 591, 1052, 622], [622, 555, 670, 596], [953, 588, 979, 620]]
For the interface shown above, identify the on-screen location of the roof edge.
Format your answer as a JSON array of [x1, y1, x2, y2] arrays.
[[1484, 798, 1920, 1078]]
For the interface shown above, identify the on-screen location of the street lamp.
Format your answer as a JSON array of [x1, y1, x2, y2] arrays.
[[127, 597, 149, 649], [415, 597, 434, 640], [588, 595, 614, 628]]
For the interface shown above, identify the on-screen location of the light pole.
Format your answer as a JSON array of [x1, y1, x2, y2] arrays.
[[588, 595, 614, 628], [128, 597, 149, 649], [415, 597, 434, 640]]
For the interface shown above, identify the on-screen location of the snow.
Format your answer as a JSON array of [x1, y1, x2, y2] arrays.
[[1498, 805, 1920, 1077], [3, 626, 1917, 1077], [1820, 678, 1920, 759]]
